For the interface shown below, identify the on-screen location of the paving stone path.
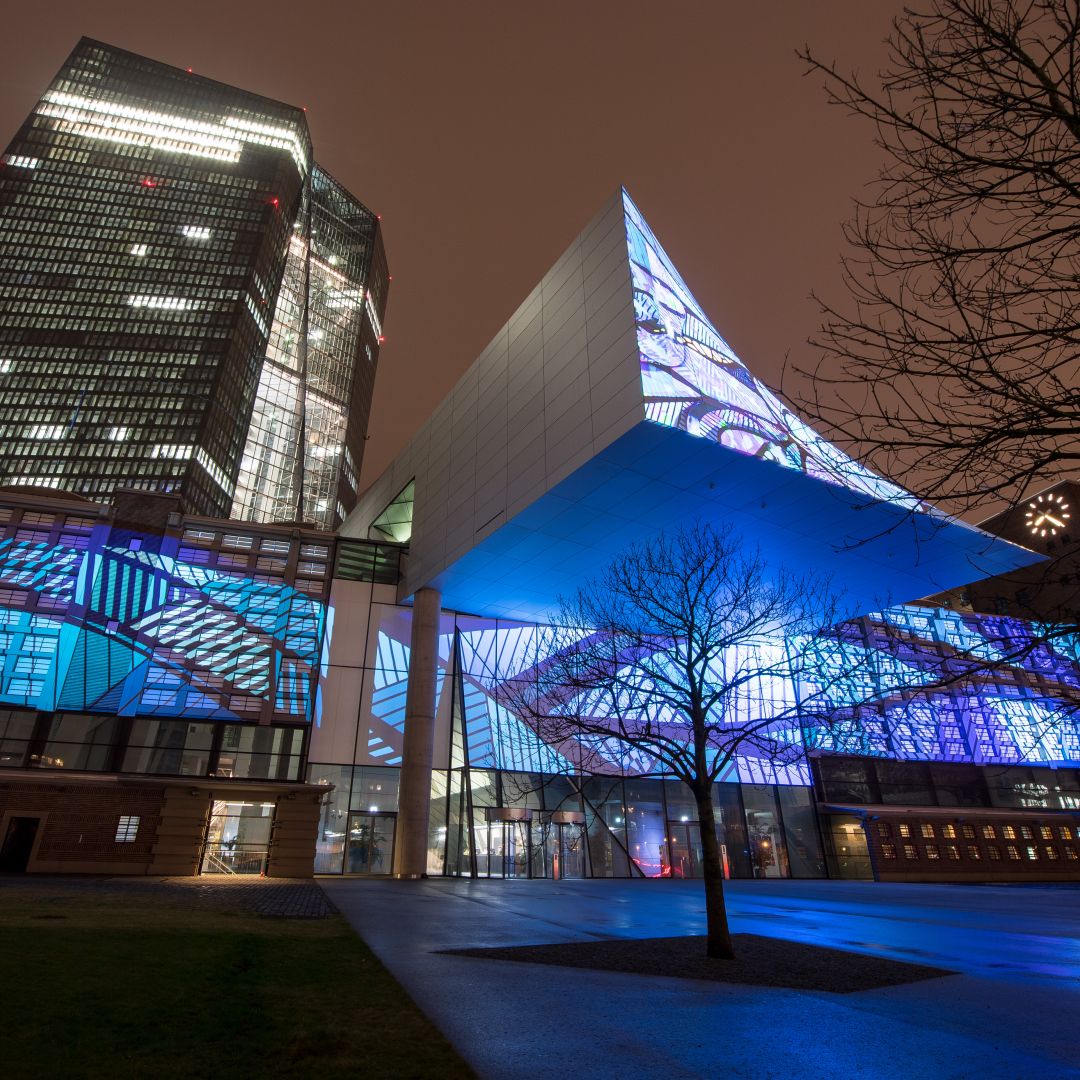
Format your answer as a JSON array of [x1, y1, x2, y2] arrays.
[[0, 874, 337, 918]]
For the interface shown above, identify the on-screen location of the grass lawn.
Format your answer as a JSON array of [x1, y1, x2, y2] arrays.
[[0, 883, 474, 1079]]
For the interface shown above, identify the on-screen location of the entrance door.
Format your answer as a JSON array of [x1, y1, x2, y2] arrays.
[[0, 816, 40, 872], [345, 813, 395, 875], [555, 822, 587, 879], [667, 822, 702, 879]]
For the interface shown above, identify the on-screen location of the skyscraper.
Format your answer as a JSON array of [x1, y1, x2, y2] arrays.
[[0, 38, 387, 526]]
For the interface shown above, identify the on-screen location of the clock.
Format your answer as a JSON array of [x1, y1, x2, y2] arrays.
[[1024, 492, 1070, 538]]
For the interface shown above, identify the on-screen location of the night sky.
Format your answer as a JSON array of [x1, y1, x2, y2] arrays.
[[0, 1, 902, 488]]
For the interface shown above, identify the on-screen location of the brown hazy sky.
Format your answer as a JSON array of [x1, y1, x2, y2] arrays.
[[0, 1, 902, 487]]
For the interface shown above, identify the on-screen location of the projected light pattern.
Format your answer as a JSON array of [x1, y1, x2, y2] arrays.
[[0, 531, 325, 722], [622, 191, 920, 509], [803, 606, 1080, 765], [367, 604, 1080, 779]]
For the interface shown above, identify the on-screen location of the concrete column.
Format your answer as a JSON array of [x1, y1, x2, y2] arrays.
[[393, 586, 441, 878]]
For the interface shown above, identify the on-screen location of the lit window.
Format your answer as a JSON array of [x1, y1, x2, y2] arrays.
[[0, 359, 13, 373], [987, 845, 1002, 860], [1002, 825, 1017, 840], [898, 824, 911, 838], [1040, 826, 1053, 840], [1006, 845, 1021, 860], [1020, 826, 1033, 840], [925, 844, 940, 860], [921, 823, 935, 839], [982, 824, 997, 839], [129, 244, 149, 257], [945, 844, 961, 860], [3, 154, 40, 169], [902, 844, 918, 860], [880, 842, 897, 859], [1045, 846, 1059, 861], [1059, 826, 1074, 841], [966, 846, 981, 860], [29, 424, 64, 440], [115, 815, 140, 842], [941, 824, 956, 839], [961, 824, 976, 839], [1065, 846, 1078, 860], [180, 226, 212, 241], [1025, 846, 1038, 861], [108, 427, 129, 441], [876, 823, 890, 838], [128, 295, 194, 311]]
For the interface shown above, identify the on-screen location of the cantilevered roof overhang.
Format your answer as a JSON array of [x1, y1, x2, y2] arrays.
[[343, 189, 1040, 622]]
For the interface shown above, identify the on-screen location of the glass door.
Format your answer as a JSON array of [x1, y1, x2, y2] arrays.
[[201, 800, 274, 875], [344, 812, 396, 875], [556, 822, 587, 879]]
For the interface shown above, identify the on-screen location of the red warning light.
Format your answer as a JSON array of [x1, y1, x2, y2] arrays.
[[378, 335, 386, 344], [186, 67, 193, 74], [267, 196, 280, 209], [141, 177, 158, 188]]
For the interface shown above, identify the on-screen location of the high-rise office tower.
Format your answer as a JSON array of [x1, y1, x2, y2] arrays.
[[0, 38, 387, 526]]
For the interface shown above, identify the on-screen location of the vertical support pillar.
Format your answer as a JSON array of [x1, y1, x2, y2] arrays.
[[393, 586, 441, 878]]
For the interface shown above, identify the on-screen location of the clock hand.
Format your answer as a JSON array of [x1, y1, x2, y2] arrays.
[[1045, 514, 1065, 529]]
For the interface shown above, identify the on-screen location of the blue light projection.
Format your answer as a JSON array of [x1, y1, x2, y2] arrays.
[[0, 531, 325, 722], [622, 191, 921, 509], [371, 604, 1080, 779]]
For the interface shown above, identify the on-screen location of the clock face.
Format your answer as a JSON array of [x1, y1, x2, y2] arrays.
[[1024, 492, 1070, 537]]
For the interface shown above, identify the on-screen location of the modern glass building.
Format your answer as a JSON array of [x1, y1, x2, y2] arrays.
[[0, 39, 387, 525], [1, 47, 1077, 884]]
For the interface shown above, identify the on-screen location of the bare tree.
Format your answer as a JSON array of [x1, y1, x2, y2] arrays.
[[500, 523, 841, 960], [797, 0, 1080, 515]]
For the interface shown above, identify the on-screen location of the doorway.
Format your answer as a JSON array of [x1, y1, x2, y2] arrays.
[[0, 816, 41, 872], [344, 812, 396, 875]]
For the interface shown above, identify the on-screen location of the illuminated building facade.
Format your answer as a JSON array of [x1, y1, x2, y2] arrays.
[[0, 39, 386, 525], [1, 47, 1077, 885]]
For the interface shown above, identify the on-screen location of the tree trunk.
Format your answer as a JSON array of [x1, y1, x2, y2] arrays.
[[696, 790, 735, 959]]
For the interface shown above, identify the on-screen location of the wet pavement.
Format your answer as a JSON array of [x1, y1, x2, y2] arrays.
[[321, 877, 1080, 1080]]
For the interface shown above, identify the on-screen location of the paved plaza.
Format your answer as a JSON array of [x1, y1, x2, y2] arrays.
[[322, 877, 1080, 1080]]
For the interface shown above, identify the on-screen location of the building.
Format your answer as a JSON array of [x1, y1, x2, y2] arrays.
[[1, 44, 1077, 883], [0, 38, 387, 526]]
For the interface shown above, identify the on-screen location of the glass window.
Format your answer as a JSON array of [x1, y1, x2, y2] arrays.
[[982, 824, 997, 839], [582, 776, 631, 879], [778, 786, 825, 878], [1040, 826, 1054, 840], [1002, 825, 1017, 839], [308, 763, 350, 874], [742, 784, 789, 879], [624, 777, 670, 878], [1006, 845, 1021, 860], [1020, 826, 1034, 840], [925, 843, 940, 860], [920, 823, 935, 839], [115, 815, 140, 842], [903, 843, 918, 859], [1064, 846, 1078, 860], [945, 844, 960, 860], [961, 824, 976, 839], [941, 824, 956, 839], [1059, 826, 1073, 840], [881, 842, 897, 859], [898, 823, 912, 838], [1025, 846, 1038, 861], [1045, 846, 1060, 861], [966, 845, 981, 860], [987, 844, 1002, 860]]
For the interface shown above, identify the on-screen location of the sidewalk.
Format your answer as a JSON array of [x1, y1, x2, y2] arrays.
[[321, 877, 1080, 1080]]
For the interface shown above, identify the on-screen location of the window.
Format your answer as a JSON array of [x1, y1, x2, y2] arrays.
[[876, 822, 891, 838], [1059, 826, 1074, 841], [941, 824, 956, 839], [1006, 845, 1021, 860], [920, 823, 935, 839], [880, 842, 897, 859], [1065, 846, 1078, 860], [925, 843, 940, 860], [961, 824, 976, 839], [115, 815, 140, 842], [987, 845, 1002, 861], [1040, 825, 1054, 840], [1045, 846, 1060, 861], [966, 846, 981, 860], [1002, 825, 1017, 839], [981, 824, 997, 839], [945, 844, 961, 860], [1020, 826, 1033, 840], [1025, 846, 1038, 861], [898, 824, 912, 838], [903, 844, 917, 860]]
